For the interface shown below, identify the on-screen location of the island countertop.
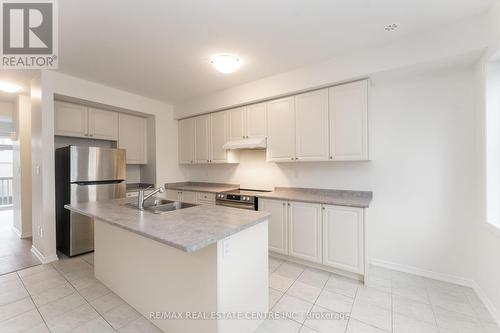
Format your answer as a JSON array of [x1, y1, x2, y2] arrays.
[[65, 198, 270, 252]]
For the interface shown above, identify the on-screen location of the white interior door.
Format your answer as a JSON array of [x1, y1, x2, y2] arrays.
[[329, 80, 368, 161], [266, 97, 295, 162], [322, 205, 364, 274], [288, 201, 322, 263], [295, 89, 329, 161], [259, 199, 288, 254]]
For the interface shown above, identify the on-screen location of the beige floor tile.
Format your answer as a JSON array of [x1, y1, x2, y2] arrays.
[[369, 266, 392, 281], [365, 275, 391, 294], [70, 316, 114, 333], [393, 313, 438, 333], [303, 305, 349, 333], [117, 316, 163, 333], [323, 274, 360, 298], [356, 286, 392, 310], [23, 275, 68, 296], [269, 288, 283, 309], [433, 306, 482, 332], [31, 282, 76, 307], [273, 294, 313, 324], [255, 318, 302, 333], [351, 299, 392, 332], [17, 264, 53, 279], [296, 268, 330, 289], [299, 325, 320, 333], [287, 281, 322, 303], [102, 302, 141, 330], [79, 253, 94, 267], [89, 291, 125, 314], [269, 273, 295, 292], [269, 257, 284, 273], [392, 294, 435, 324], [392, 283, 430, 304], [274, 262, 306, 280], [0, 309, 45, 332], [0, 285, 29, 307], [346, 318, 390, 332], [428, 288, 475, 317], [38, 292, 86, 322], [315, 289, 354, 313], [0, 272, 19, 284], [71, 276, 111, 301], [0, 296, 35, 322], [484, 322, 500, 333], [45, 303, 99, 333]]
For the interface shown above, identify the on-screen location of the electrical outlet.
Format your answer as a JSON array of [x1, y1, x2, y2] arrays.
[[35, 165, 40, 175]]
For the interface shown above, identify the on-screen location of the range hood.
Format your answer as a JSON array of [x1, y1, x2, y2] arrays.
[[223, 137, 267, 150]]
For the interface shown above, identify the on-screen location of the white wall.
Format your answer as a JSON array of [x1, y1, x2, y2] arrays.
[[31, 71, 187, 262], [186, 65, 478, 283]]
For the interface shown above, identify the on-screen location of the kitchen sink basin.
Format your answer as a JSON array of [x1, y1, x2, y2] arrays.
[[124, 198, 197, 214]]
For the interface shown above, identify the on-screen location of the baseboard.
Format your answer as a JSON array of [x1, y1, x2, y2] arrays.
[[370, 259, 474, 287], [471, 281, 500, 327], [31, 246, 58, 264], [12, 226, 32, 239], [371, 259, 500, 327]]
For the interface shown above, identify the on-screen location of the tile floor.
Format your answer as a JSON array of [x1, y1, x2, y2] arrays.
[[0, 209, 41, 275], [0, 253, 498, 333], [257, 257, 500, 333]]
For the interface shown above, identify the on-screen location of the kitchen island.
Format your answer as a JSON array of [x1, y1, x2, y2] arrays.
[[65, 198, 270, 333]]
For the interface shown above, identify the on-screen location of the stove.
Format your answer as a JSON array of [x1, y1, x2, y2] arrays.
[[215, 189, 271, 210]]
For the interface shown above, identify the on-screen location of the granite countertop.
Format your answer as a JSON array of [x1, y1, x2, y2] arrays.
[[65, 198, 270, 252], [126, 183, 155, 192], [257, 187, 373, 208], [164, 182, 240, 194]]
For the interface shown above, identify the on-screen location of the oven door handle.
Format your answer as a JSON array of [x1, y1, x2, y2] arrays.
[[216, 200, 255, 210]]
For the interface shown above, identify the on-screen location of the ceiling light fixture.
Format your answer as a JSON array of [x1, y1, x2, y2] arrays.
[[210, 54, 242, 74], [384, 23, 398, 32], [0, 81, 21, 93]]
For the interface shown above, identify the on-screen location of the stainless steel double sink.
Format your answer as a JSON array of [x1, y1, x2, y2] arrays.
[[124, 198, 197, 214]]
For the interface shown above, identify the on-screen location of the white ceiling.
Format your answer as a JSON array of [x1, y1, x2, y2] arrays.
[[57, 0, 492, 104], [0, 70, 36, 102]]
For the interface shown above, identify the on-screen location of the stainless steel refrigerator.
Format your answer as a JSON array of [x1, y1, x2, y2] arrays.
[[55, 146, 126, 256]]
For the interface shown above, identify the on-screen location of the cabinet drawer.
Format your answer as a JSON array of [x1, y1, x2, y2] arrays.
[[197, 192, 215, 201]]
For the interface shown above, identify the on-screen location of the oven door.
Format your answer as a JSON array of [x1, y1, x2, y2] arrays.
[[216, 200, 256, 210]]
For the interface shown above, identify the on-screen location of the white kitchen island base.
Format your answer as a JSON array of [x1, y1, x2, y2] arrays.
[[94, 219, 269, 333]]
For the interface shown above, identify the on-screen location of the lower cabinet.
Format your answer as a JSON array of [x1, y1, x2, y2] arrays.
[[260, 198, 365, 275], [259, 199, 288, 254], [322, 205, 364, 274], [288, 201, 322, 263], [165, 190, 215, 205]]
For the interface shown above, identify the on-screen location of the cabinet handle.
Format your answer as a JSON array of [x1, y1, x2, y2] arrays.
[[282, 202, 285, 206], [290, 157, 293, 160], [287, 203, 290, 206], [295, 157, 299, 160], [329, 156, 333, 159]]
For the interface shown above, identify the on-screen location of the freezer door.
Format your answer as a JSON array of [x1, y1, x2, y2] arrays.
[[70, 146, 126, 182]]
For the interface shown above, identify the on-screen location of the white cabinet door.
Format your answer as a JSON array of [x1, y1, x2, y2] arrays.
[[322, 205, 364, 274], [210, 111, 228, 163], [165, 190, 182, 201], [259, 199, 288, 255], [329, 80, 368, 161], [194, 114, 211, 164], [54, 101, 88, 138], [266, 97, 295, 162], [295, 89, 329, 161], [179, 118, 195, 164], [228, 107, 246, 140], [181, 191, 197, 204], [118, 113, 147, 164], [288, 201, 322, 263], [246, 102, 267, 138], [88, 108, 118, 140]]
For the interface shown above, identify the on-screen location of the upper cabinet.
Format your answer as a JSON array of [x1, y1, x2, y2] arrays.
[[179, 112, 238, 165], [228, 103, 267, 141], [55, 101, 118, 141], [294, 89, 329, 161], [118, 113, 147, 164], [177, 79, 369, 165], [266, 97, 295, 162], [329, 80, 369, 161], [178, 118, 195, 164]]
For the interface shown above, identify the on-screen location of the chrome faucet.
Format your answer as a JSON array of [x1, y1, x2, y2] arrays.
[[137, 186, 165, 211]]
